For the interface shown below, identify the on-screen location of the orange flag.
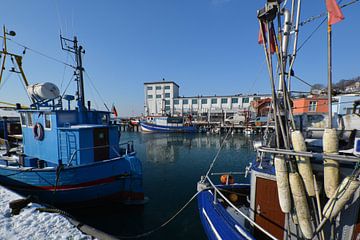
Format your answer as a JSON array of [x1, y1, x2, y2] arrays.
[[326, 0, 345, 25]]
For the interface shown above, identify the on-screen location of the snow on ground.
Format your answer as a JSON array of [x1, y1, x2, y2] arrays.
[[0, 186, 92, 240]]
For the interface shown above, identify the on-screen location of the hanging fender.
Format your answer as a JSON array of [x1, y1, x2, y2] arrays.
[[33, 122, 44, 141]]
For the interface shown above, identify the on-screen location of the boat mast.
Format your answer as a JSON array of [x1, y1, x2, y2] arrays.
[[0, 26, 35, 105], [60, 36, 86, 112]]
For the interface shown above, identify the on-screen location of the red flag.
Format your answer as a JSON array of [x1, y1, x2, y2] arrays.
[[269, 25, 276, 54], [326, 0, 344, 25], [258, 21, 267, 44], [111, 104, 118, 117], [258, 22, 276, 55]]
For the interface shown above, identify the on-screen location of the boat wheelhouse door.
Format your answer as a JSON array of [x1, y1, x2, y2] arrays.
[[254, 177, 285, 240], [93, 127, 109, 161]]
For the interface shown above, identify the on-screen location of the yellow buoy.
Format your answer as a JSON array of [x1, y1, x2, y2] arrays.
[[289, 172, 313, 239], [291, 131, 315, 197], [274, 155, 291, 213], [228, 193, 238, 203], [323, 128, 340, 198]]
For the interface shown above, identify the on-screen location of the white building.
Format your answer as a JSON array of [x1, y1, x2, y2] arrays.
[[144, 81, 270, 118], [144, 81, 179, 116]]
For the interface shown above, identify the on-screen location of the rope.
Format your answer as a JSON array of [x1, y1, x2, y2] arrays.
[[202, 127, 233, 183], [79, 130, 235, 239], [117, 191, 200, 239]]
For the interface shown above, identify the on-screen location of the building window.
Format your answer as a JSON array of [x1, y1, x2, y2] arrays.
[[308, 101, 317, 112], [221, 98, 228, 104], [156, 86, 161, 90], [165, 93, 171, 98], [165, 106, 171, 111], [231, 98, 238, 104], [242, 98, 249, 103], [253, 97, 260, 101], [20, 113, 26, 126], [211, 99, 217, 104], [201, 99, 207, 104], [183, 99, 189, 104], [147, 86, 153, 90], [27, 113, 33, 127], [192, 99, 198, 104], [165, 100, 170, 105], [174, 99, 179, 105], [44, 113, 51, 129], [147, 95, 153, 99], [156, 94, 162, 98], [164, 86, 170, 90]]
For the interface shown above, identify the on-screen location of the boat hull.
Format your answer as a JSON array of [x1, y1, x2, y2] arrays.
[[198, 185, 255, 240], [0, 155, 144, 207], [140, 122, 198, 133]]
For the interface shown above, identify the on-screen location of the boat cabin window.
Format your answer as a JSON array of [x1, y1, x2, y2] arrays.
[[44, 113, 51, 129], [27, 113, 33, 127], [20, 113, 26, 127], [101, 114, 108, 124]]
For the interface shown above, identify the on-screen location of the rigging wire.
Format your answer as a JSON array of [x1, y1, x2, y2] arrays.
[[0, 72, 13, 91], [61, 75, 75, 99], [292, 75, 313, 87], [0, 36, 75, 69], [84, 70, 110, 111], [299, 0, 359, 27], [297, 0, 358, 52], [10, 57, 32, 103]]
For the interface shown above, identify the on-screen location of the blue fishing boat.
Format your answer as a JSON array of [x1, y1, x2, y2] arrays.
[[197, 1, 360, 239], [0, 29, 144, 207], [140, 116, 198, 133]]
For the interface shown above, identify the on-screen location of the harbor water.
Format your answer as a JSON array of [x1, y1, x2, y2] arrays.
[[70, 132, 260, 239]]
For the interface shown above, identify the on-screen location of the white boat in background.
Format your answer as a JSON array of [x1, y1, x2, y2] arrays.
[[140, 116, 198, 133]]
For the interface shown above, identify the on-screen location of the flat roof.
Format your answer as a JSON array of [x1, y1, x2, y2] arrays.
[[144, 81, 179, 88], [175, 94, 271, 99]]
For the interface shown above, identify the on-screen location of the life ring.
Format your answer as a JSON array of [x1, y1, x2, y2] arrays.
[[33, 122, 44, 141]]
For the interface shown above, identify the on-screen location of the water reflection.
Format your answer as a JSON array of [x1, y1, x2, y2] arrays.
[[139, 133, 257, 164]]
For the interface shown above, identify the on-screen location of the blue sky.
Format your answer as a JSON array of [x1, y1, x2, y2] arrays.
[[0, 0, 359, 116]]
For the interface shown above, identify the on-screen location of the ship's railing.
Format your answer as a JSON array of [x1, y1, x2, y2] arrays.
[[257, 147, 359, 163], [66, 141, 135, 166], [204, 175, 278, 240], [119, 141, 135, 156]]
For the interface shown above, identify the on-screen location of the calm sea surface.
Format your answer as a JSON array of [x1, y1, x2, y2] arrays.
[[71, 132, 260, 239]]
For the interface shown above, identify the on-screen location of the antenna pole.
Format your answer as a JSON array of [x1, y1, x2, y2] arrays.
[[60, 35, 86, 111], [327, 15, 332, 129]]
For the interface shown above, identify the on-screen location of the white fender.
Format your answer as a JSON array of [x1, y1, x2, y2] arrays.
[[323, 128, 340, 198], [291, 131, 315, 197], [323, 176, 360, 220], [274, 156, 291, 213], [289, 172, 313, 239]]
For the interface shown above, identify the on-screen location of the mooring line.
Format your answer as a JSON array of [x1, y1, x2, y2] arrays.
[[202, 127, 233, 183], [116, 191, 200, 239]]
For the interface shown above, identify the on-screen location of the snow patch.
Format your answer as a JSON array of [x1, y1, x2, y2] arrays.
[[0, 186, 91, 240]]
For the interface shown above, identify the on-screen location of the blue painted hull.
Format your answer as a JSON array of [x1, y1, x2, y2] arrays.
[[0, 154, 144, 207], [198, 185, 255, 240], [140, 122, 198, 133]]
